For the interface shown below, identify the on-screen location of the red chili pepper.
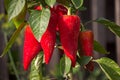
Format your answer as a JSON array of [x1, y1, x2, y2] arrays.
[[53, 4, 68, 31], [34, 6, 42, 10], [78, 30, 94, 71], [41, 5, 67, 64], [58, 15, 80, 67], [23, 6, 43, 70], [78, 30, 94, 56], [23, 25, 42, 70], [40, 9, 58, 64]]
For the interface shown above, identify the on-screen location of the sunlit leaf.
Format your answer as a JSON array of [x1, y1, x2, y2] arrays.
[[29, 8, 50, 42], [8, 0, 25, 21], [45, 0, 56, 7], [13, 4, 26, 28], [95, 18, 120, 37], [65, 55, 71, 74], [94, 57, 120, 80]]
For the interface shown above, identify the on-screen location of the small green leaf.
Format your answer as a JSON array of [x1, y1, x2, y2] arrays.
[[94, 40, 109, 54], [65, 56, 71, 74], [60, 56, 65, 75], [45, 0, 56, 7], [29, 8, 50, 42], [95, 18, 120, 37], [77, 56, 92, 66], [0, 22, 26, 57], [94, 57, 120, 80], [53, 57, 64, 79], [8, 0, 25, 21], [71, 0, 83, 9], [72, 65, 80, 74]]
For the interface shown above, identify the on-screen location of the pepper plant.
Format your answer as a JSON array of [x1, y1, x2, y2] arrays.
[[1, 0, 120, 80]]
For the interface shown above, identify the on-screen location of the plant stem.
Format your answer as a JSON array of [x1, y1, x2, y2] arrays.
[[4, 33, 20, 80], [8, 51, 20, 80], [81, 23, 86, 31], [84, 20, 96, 26]]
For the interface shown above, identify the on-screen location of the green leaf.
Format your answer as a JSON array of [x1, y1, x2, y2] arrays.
[[4, 0, 10, 11], [94, 40, 109, 54], [56, 0, 70, 7], [29, 8, 50, 42], [95, 18, 120, 37], [53, 57, 65, 79], [29, 53, 43, 80], [72, 65, 80, 74], [60, 56, 65, 75], [8, 0, 25, 21], [77, 56, 92, 66], [65, 56, 71, 74], [0, 22, 26, 57], [13, 4, 26, 28], [45, 0, 56, 7], [78, 6, 87, 11], [71, 0, 83, 9], [94, 57, 120, 80]]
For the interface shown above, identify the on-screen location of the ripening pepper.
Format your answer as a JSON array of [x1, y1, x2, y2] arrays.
[[40, 9, 58, 64], [23, 25, 42, 70], [58, 15, 80, 67], [78, 30, 94, 71], [78, 30, 94, 56]]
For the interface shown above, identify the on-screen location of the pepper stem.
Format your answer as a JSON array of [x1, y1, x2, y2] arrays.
[[81, 23, 86, 31], [67, 7, 71, 15]]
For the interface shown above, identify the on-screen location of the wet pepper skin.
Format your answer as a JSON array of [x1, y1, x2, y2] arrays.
[[41, 5, 67, 64], [40, 9, 58, 64], [23, 25, 42, 70], [58, 15, 80, 67], [78, 30, 94, 71]]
